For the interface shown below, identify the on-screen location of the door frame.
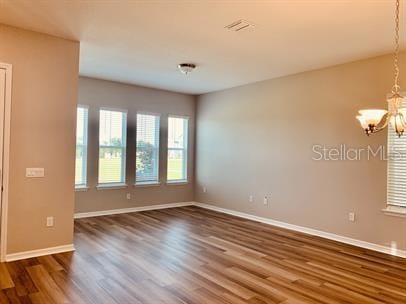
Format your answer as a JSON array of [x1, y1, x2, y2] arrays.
[[0, 63, 12, 262]]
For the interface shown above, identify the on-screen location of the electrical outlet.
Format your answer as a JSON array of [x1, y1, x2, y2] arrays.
[[249, 195, 254, 203], [203, 187, 207, 193], [46, 216, 54, 227], [126, 193, 131, 200], [263, 196, 268, 205], [348, 212, 356, 222]]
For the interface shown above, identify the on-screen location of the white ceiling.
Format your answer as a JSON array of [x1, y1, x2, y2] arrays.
[[0, 0, 405, 95]]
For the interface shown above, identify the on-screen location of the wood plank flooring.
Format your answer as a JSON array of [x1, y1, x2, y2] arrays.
[[1, 206, 406, 303]]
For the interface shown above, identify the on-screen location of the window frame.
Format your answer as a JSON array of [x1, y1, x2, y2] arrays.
[[384, 92, 406, 217], [97, 107, 128, 187], [135, 112, 161, 185], [167, 115, 189, 183], [75, 105, 89, 190]]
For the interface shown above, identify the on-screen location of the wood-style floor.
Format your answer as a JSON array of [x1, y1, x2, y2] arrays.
[[1, 206, 406, 303]]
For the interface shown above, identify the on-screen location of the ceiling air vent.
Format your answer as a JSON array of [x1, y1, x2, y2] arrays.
[[225, 19, 254, 32]]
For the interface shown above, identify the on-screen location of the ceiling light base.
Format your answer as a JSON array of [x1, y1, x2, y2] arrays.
[[178, 63, 196, 75]]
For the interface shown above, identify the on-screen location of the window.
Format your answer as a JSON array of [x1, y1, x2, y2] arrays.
[[387, 116, 406, 212], [98, 109, 127, 185], [167, 116, 188, 182], [136, 113, 160, 184], [75, 106, 88, 188]]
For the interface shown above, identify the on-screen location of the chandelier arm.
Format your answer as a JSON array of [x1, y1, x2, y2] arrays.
[[400, 113, 406, 126], [371, 126, 388, 134], [377, 113, 390, 129], [368, 113, 390, 134]]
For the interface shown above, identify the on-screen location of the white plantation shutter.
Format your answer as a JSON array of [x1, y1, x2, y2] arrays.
[[98, 109, 127, 184], [387, 121, 406, 207], [75, 106, 88, 187], [136, 113, 160, 183], [167, 116, 188, 181]]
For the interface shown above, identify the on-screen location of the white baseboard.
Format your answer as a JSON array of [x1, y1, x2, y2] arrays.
[[74, 202, 195, 219], [6, 244, 75, 262], [195, 202, 406, 259]]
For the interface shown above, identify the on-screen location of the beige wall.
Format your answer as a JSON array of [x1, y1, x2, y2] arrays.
[[2, 23, 402, 256], [0, 25, 79, 253], [196, 52, 406, 251], [75, 77, 195, 213]]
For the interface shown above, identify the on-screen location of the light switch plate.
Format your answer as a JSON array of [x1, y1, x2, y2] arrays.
[[26, 168, 45, 178]]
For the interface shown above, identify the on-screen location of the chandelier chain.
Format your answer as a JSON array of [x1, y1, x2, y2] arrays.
[[394, 0, 401, 93], [356, 0, 405, 137]]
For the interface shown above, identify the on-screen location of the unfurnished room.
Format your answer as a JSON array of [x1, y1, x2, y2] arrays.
[[1, 0, 406, 303]]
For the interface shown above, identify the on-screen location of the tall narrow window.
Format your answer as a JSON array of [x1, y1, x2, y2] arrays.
[[167, 116, 188, 182], [136, 113, 160, 184], [98, 109, 127, 185], [75, 106, 88, 188], [387, 112, 406, 212]]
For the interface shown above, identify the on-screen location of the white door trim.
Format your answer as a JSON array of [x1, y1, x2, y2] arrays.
[[0, 63, 12, 262]]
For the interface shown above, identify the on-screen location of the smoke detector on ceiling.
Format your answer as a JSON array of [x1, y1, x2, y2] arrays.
[[178, 63, 196, 75], [225, 19, 254, 32]]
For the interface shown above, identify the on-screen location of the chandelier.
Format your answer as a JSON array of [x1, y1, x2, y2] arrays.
[[357, 0, 405, 137]]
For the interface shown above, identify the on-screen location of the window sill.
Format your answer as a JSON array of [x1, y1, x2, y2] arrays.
[[134, 181, 161, 187], [96, 183, 127, 190], [75, 185, 89, 192], [166, 180, 188, 185], [382, 205, 406, 218]]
